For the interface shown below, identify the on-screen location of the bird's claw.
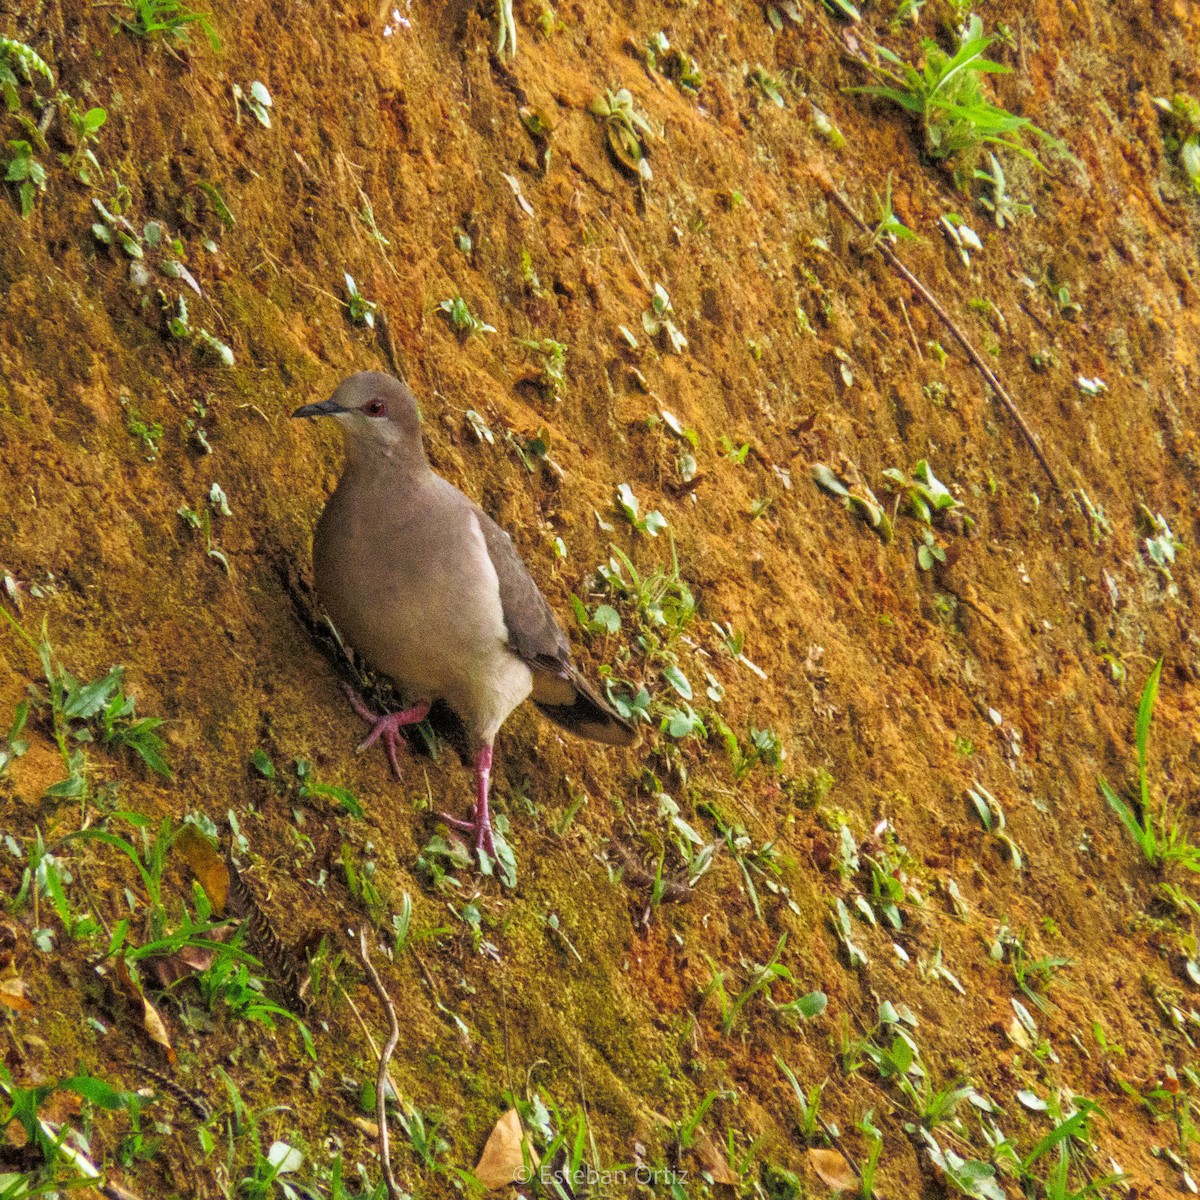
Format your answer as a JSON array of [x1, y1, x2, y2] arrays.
[[441, 806, 496, 858], [344, 686, 430, 780]]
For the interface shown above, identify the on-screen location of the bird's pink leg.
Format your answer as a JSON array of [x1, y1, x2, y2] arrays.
[[441, 742, 496, 858], [344, 686, 430, 780]]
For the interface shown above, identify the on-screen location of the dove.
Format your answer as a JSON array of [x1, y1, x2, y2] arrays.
[[293, 371, 635, 859]]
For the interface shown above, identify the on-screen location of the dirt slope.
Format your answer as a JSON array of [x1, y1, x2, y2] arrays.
[[3, 0, 1200, 1196]]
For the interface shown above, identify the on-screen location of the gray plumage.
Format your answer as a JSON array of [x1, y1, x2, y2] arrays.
[[295, 371, 635, 757]]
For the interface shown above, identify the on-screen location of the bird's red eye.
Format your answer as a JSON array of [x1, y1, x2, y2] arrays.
[[365, 398, 386, 417]]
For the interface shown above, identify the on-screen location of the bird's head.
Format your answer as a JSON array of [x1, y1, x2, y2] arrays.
[[292, 371, 426, 466]]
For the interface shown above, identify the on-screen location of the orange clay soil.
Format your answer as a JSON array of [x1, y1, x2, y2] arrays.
[[2, 1, 1200, 1197]]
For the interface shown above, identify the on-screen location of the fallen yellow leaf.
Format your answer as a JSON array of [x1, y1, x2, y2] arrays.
[[174, 823, 230, 913], [809, 1147, 857, 1194], [0, 977, 33, 1011], [474, 1108, 538, 1191]]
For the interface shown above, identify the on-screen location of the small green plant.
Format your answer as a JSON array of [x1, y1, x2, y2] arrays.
[[1, 37, 53, 111], [704, 934, 824, 1034], [343, 273, 377, 330], [589, 87, 653, 180], [994, 925, 1072, 1012], [646, 32, 702, 94], [4, 139, 46, 217], [165, 294, 235, 366], [1139, 505, 1181, 581], [1, 40, 53, 216], [438, 295, 495, 338], [974, 151, 1032, 227], [1, 613, 171, 801], [57, 96, 107, 185], [869, 172, 917, 247], [495, 0, 517, 61], [233, 80, 273, 128], [749, 65, 786, 108], [853, 15, 1056, 171], [967, 783, 1024, 868], [776, 1059, 824, 1143], [615, 482, 667, 537], [642, 282, 687, 353], [198, 936, 316, 1059], [178, 489, 232, 573], [0, 700, 29, 781], [516, 336, 567, 398], [1154, 93, 1200, 195], [119, 0, 220, 50], [124, 401, 164, 460], [1101, 659, 1200, 871]]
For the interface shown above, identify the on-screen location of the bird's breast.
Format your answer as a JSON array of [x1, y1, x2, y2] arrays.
[[313, 478, 531, 741]]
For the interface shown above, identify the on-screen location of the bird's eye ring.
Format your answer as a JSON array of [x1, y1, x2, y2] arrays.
[[365, 398, 387, 417]]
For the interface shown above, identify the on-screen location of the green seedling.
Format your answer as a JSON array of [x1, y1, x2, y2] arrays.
[[615, 482, 667, 537], [974, 151, 1032, 227], [1, 40, 53, 217], [2, 613, 171, 801], [590, 87, 653, 180], [199, 934, 316, 1059], [852, 15, 1057, 171], [776, 1059, 825, 1144], [571, 596, 621, 637], [240, 1138, 305, 1199], [179, 494, 232, 574], [1138, 505, 1181, 581], [119, 0, 220, 50], [968, 783, 1023, 868], [833, 897, 868, 967], [812, 463, 894, 543], [882, 458, 964, 525], [438, 295, 494, 338], [0, 695, 29, 784], [1154, 93, 1200, 195], [57, 96, 107, 185], [993, 924, 1071, 1012], [749, 65, 785, 108], [344, 273, 376, 330], [704, 934, 808, 1033], [1101, 659, 1200, 871], [165, 294, 234, 365], [124, 402, 164, 460], [870, 172, 917, 246], [495, 0, 517, 61], [3, 139, 46, 217], [642, 282, 687, 353], [646, 32, 702, 94], [1, 37, 53, 110], [233, 80, 273, 128], [516, 336, 567, 398]]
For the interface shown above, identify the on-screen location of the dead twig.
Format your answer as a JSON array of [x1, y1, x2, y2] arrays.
[[815, 171, 1061, 494], [356, 926, 404, 1200]]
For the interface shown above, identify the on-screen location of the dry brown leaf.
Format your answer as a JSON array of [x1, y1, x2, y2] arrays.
[[809, 1147, 857, 1194], [474, 1108, 538, 1190], [115, 958, 175, 1063], [174, 823, 230, 912], [692, 1133, 739, 1186], [145, 924, 232, 989], [0, 977, 33, 1011]]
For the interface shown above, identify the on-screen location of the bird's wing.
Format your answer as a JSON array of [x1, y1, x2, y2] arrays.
[[474, 506, 636, 747], [473, 506, 573, 683]]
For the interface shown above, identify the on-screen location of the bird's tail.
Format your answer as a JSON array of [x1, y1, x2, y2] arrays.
[[532, 667, 638, 747]]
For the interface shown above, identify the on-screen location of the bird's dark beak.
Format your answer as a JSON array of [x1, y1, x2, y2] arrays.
[[291, 397, 346, 419]]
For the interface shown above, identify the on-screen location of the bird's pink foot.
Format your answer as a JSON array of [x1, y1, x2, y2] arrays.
[[345, 686, 430, 780], [441, 744, 496, 860]]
